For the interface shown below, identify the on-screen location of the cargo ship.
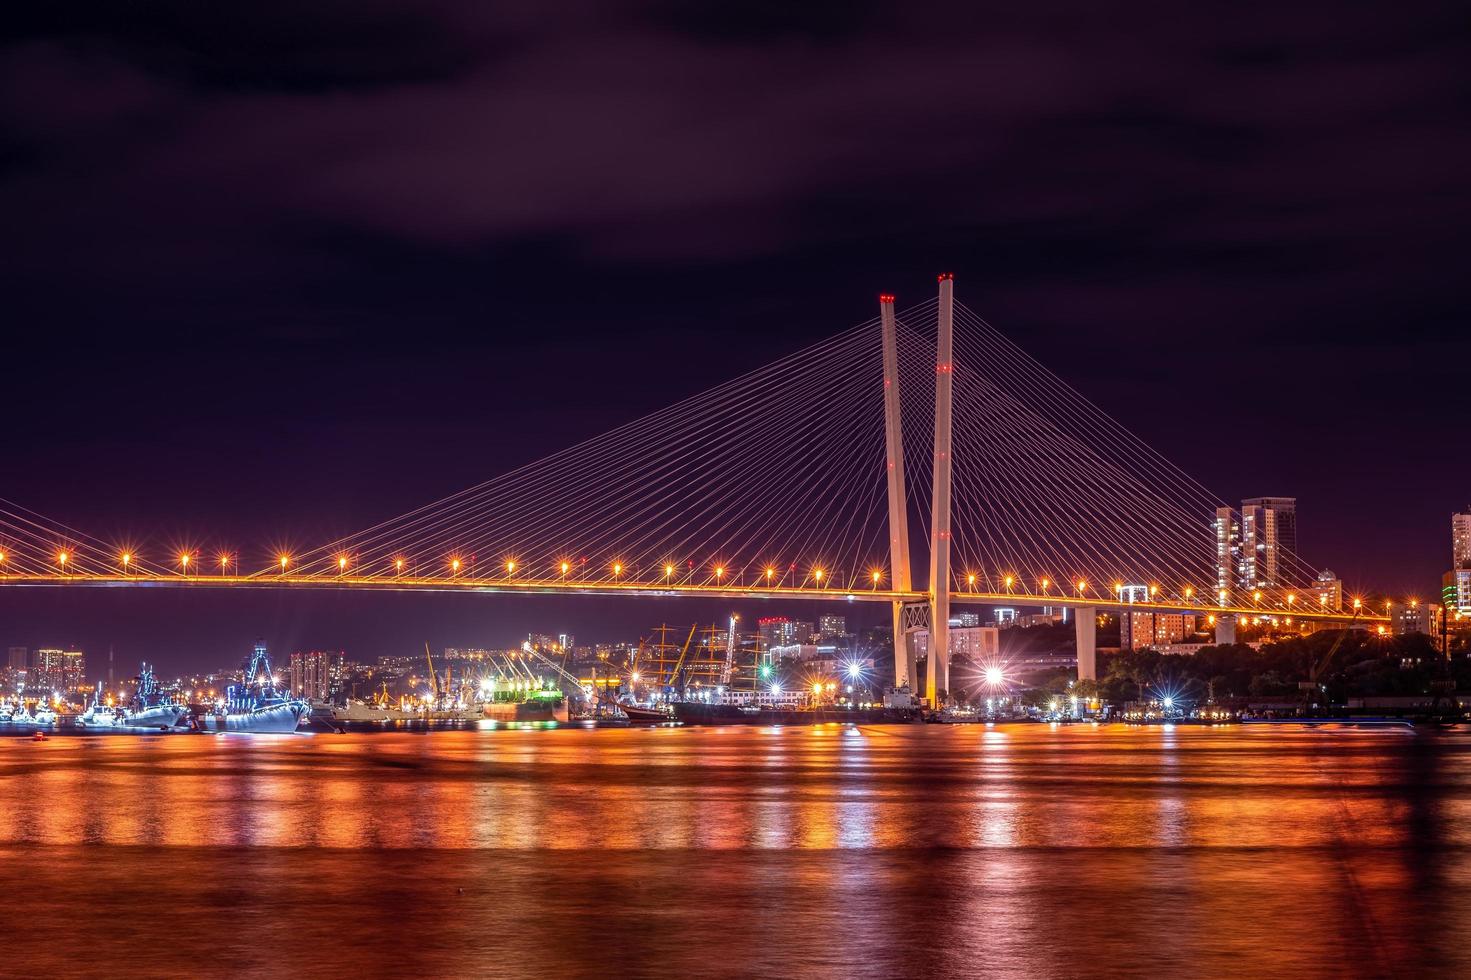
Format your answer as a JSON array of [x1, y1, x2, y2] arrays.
[[671, 701, 919, 725]]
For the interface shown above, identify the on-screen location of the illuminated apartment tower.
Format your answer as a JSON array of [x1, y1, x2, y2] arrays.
[[1454, 509, 1471, 570], [1241, 496, 1297, 588], [1214, 506, 1243, 602]]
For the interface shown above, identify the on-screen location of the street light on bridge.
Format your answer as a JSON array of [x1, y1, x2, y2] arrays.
[[279, 554, 290, 573]]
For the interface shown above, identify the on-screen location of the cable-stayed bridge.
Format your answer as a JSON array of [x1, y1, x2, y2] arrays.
[[0, 275, 1386, 704]]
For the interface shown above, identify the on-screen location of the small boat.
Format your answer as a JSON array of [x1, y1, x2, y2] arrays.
[[77, 684, 126, 728], [31, 706, 58, 726], [620, 701, 674, 723]]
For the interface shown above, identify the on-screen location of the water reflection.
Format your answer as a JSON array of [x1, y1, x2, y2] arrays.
[[0, 725, 1467, 977]]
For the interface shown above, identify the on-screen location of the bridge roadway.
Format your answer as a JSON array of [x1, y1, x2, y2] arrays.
[[0, 573, 1386, 625]]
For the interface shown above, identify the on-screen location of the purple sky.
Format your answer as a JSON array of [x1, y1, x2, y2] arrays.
[[1, 1, 1467, 672]]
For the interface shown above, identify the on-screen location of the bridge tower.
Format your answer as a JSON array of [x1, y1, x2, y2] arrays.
[[879, 293, 916, 690], [926, 273, 956, 706]]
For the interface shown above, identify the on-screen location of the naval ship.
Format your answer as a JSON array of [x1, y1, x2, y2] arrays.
[[204, 641, 309, 734]]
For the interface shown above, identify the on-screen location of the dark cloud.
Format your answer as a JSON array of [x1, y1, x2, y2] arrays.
[[0, 0, 1466, 668]]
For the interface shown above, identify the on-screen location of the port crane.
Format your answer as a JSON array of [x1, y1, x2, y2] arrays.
[[1298, 607, 1362, 711]]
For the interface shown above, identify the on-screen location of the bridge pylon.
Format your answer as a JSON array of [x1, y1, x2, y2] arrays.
[[879, 293, 916, 690], [926, 273, 956, 707]]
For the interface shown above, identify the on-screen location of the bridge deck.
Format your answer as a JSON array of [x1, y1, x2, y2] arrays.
[[0, 574, 1384, 623]]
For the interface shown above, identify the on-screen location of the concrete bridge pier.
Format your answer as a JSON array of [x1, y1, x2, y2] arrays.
[[1215, 614, 1237, 645], [1076, 606, 1097, 681]]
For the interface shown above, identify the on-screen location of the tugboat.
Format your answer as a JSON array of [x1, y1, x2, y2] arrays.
[[119, 664, 189, 729], [204, 641, 309, 734]]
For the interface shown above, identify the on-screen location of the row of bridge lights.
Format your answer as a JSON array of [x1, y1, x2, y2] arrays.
[[14, 550, 1381, 609]]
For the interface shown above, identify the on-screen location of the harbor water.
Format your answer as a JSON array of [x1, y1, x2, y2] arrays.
[[1, 724, 1468, 978]]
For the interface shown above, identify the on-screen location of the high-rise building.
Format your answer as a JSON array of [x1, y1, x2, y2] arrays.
[[1214, 506, 1243, 601], [1445, 569, 1471, 615], [1312, 570, 1344, 611], [61, 649, 86, 690], [32, 648, 65, 689], [1453, 509, 1471, 570], [1241, 497, 1298, 588], [951, 611, 981, 628], [7, 647, 26, 672], [289, 650, 339, 700], [757, 617, 812, 652]]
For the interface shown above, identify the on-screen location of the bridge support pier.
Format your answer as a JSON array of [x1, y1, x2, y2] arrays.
[[925, 274, 956, 707], [879, 293, 914, 689], [1076, 606, 1097, 682], [1215, 614, 1237, 645]]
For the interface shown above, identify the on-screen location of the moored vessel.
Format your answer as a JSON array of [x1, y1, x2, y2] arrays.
[[204, 641, 309, 734]]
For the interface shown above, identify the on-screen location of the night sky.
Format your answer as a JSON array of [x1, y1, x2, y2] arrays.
[[2, 2, 1467, 674]]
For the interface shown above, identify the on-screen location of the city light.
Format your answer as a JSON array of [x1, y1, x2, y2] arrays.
[[984, 665, 1004, 687], [665, 564, 674, 578], [395, 557, 406, 573], [279, 554, 290, 571], [813, 568, 824, 584], [450, 557, 461, 574], [338, 555, 349, 572], [57, 551, 68, 568], [506, 559, 516, 575], [179, 553, 191, 571], [121, 552, 131, 569], [612, 562, 622, 577], [846, 662, 863, 680]]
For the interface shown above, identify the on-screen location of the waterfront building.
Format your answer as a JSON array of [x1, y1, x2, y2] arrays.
[[1241, 496, 1298, 588], [952, 611, 981, 628]]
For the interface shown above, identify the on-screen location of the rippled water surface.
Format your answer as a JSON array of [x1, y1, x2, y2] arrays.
[[2, 724, 1468, 978]]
